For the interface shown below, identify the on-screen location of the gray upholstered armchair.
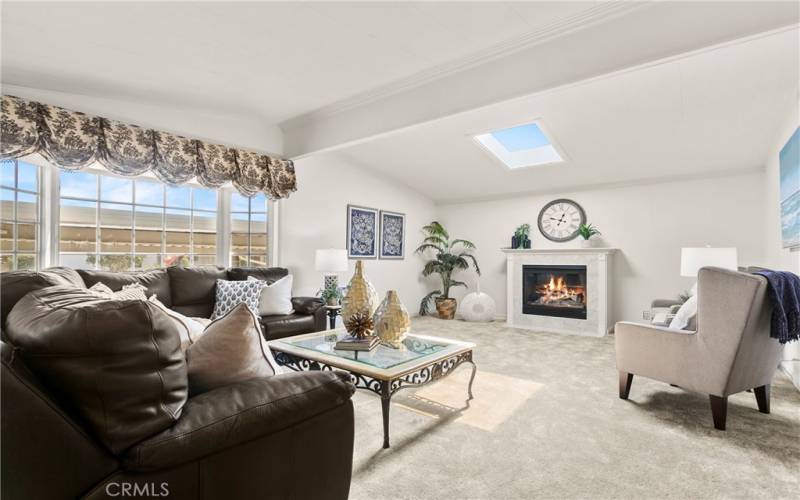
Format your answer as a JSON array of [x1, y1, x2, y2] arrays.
[[615, 267, 783, 430]]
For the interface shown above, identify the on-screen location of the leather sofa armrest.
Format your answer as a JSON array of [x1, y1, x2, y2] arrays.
[[122, 371, 355, 471], [1, 342, 118, 499], [651, 298, 683, 308], [292, 296, 324, 315]]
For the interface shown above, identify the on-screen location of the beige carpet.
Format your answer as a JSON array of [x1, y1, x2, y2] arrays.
[[349, 317, 800, 499]]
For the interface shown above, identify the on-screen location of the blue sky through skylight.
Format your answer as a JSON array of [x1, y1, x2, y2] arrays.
[[490, 123, 551, 152]]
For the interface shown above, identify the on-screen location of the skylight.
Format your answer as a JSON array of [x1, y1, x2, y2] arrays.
[[474, 121, 563, 169]]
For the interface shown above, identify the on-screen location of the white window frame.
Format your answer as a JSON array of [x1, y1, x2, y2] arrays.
[[0, 159, 44, 270], [16, 156, 276, 270]]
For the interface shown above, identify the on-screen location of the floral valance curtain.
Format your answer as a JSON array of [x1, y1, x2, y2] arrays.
[[0, 94, 296, 199]]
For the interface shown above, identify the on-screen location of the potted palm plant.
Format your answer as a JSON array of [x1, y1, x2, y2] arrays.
[[416, 221, 481, 319]]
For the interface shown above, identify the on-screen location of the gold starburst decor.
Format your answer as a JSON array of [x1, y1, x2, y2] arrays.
[[373, 290, 410, 349], [344, 311, 374, 339], [341, 260, 379, 321]]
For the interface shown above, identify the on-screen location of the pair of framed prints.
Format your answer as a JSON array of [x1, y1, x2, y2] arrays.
[[346, 205, 405, 259]]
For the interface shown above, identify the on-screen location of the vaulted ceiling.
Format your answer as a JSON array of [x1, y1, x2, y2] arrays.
[[334, 27, 800, 203], [2, 1, 798, 203], [1, 0, 602, 122]]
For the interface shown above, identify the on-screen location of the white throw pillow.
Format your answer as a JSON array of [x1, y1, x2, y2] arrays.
[[88, 282, 148, 301], [148, 295, 206, 352], [247, 275, 294, 316], [669, 294, 698, 330]]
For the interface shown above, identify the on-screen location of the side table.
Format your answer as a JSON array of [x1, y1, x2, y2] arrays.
[[325, 305, 341, 330]]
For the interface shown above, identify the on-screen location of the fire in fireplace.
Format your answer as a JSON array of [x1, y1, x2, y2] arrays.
[[523, 265, 587, 319]]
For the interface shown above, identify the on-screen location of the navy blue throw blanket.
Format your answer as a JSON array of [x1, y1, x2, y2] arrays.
[[755, 270, 800, 344]]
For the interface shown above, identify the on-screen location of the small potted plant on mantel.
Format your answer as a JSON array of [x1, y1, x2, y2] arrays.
[[512, 224, 532, 249], [416, 221, 481, 320], [578, 223, 602, 248]]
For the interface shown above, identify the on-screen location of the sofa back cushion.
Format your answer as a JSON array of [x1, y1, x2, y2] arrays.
[[227, 267, 288, 284], [4, 286, 188, 454], [77, 269, 172, 307], [168, 266, 227, 318], [0, 269, 81, 328]]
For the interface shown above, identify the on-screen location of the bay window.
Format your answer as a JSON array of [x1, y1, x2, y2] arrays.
[[1, 161, 274, 272]]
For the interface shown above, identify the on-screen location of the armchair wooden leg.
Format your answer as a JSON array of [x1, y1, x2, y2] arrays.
[[754, 385, 770, 414], [619, 372, 633, 400], [709, 395, 728, 430]]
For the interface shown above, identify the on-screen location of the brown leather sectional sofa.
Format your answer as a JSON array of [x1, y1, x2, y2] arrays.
[[0, 266, 355, 500], [1, 265, 327, 340]]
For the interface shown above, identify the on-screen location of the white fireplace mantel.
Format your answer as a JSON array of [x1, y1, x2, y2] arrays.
[[502, 248, 618, 336]]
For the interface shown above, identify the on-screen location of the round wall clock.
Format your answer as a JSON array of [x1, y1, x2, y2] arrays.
[[537, 199, 586, 242]]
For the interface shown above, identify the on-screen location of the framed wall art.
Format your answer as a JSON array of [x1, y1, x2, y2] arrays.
[[346, 204, 379, 259], [379, 210, 406, 259]]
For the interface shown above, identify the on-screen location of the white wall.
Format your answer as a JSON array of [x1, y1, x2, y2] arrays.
[[763, 96, 800, 388], [437, 172, 766, 324], [1, 84, 283, 155], [278, 153, 437, 316]]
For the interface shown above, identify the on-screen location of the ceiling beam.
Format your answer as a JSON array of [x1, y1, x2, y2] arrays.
[[281, 1, 799, 159]]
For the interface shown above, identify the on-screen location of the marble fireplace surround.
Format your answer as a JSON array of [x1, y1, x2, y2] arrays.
[[502, 248, 617, 337]]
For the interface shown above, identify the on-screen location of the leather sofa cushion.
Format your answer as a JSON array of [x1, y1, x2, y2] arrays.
[[0, 270, 79, 327], [168, 266, 227, 318], [5, 286, 188, 454], [122, 371, 355, 471], [261, 313, 317, 340], [292, 296, 324, 315], [227, 267, 288, 283], [77, 269, 172, 307]]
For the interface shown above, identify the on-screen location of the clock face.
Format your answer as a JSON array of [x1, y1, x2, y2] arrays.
[[537, 199, 586, 242]]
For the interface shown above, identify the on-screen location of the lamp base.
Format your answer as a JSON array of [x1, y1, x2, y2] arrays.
[[323, 274, 339, 291]]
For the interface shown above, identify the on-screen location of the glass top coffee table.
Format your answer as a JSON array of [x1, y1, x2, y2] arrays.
[[268, 329, 476, 448]]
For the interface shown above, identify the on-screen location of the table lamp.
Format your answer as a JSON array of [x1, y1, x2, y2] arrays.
[[680, 247, 738, 277], [315, 248, 348, 291]]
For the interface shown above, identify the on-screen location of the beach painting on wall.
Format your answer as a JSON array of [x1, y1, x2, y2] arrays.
[[780, 127, 800, 249]]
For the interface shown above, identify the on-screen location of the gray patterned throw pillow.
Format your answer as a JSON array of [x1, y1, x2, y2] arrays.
[[211, 279, 262, 320]]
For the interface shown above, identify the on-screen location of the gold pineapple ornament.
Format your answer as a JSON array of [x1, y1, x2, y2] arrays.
[[373, 290, 410, 349], [341, 260, 379, 327]]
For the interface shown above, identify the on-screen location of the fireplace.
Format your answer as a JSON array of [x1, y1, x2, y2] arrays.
[[522, 265, 587, 319]]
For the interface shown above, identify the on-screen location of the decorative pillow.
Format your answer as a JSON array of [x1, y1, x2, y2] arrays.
[[186, 303, 281, 395], [211, 279, 262, 319], [5, 286, 187, 454], [89, 282, 148, 301], [247, 275, 295, 316], [149, 295, 206, 352], [669, 294, 698, 330]]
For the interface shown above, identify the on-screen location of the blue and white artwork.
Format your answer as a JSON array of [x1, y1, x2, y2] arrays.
[[347, 205, 378, 259], [380, 211, 405, 259], [780, 127, 800, 250]]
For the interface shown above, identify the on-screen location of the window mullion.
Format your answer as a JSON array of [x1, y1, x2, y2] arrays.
[[218, 188, 230, 267], [43, 164, 60, 268], [269, 198, 278, 267]]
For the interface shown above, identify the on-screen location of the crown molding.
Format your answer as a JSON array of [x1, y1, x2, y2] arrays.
[[280, 0, 649, 130]]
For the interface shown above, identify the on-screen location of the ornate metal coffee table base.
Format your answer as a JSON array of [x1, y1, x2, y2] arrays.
[[273, 350, 477, 449]]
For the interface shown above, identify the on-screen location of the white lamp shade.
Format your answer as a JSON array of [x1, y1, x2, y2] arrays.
[[315, 249, 348, 272], [680, 247, 738, 277]]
